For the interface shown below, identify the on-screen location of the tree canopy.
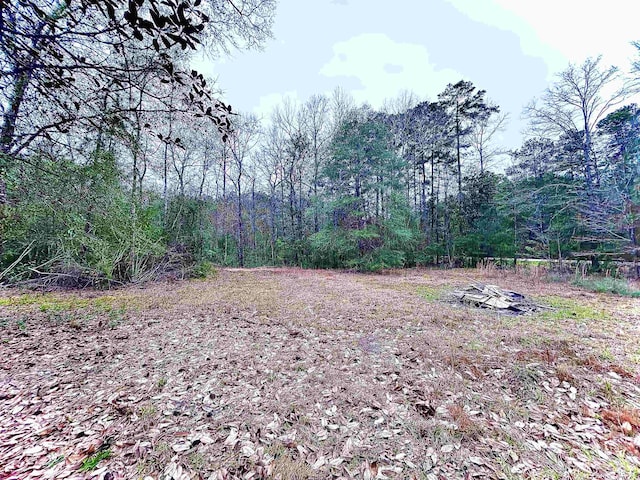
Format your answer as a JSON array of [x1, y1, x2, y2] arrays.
[[1, 17, 639, 283]]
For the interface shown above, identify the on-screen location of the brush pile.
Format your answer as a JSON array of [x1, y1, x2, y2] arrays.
[[452, 283, 547, 314]]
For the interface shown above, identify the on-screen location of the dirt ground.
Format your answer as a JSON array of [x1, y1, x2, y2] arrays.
[[2, 267, 640, 480]]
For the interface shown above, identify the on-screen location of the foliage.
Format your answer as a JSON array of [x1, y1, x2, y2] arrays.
[[0, 0, 276, 284], [309, 194, 420, 271], [164, 196, 219, 261], [191, 260, 217, 279], [572, 277, 640, 297], [0, 0, 276, 157], [79, 449, 111, 472], [2, 151, 165, 283], [1, 47, 639, 282]]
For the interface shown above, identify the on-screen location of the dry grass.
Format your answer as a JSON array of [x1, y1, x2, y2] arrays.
[[1, 267, 640, 479], [270, 452, 316, 480]]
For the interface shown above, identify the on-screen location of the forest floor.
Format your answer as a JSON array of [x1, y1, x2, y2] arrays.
[[2, 267, 640, 480]]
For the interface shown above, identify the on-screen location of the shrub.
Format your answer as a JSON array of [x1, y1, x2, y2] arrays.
[[572, 277, 640, 297]]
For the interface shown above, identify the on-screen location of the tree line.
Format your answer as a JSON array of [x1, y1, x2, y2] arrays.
[[1, 1, 638, 283]]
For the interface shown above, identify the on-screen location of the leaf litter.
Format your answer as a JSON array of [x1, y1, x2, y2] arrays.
[[1, 267, 640, 479]]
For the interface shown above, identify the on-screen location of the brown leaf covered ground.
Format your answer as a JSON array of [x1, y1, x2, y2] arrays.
[[1, 267, 640, 480]]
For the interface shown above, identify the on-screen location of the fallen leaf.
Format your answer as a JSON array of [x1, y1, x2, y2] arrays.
[[23, 445, 43, 456]]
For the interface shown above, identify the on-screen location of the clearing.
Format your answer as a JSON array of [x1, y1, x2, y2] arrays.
[[1, 267, 640, 479]]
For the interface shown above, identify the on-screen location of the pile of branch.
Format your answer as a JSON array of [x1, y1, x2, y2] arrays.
[[452, 283, 548, 314], [0, 242, 204, 290], [12, 266, 122, 291]]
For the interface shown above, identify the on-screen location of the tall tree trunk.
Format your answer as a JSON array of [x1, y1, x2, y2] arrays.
[[420, 157, 427, 232], [375, 175, 380, 219], [288, 168, 296, 242], [298, 167, 303, 240], [163, 100, 174, 219], [413, 164, 418, 210], [280, 173, 286, 241], [1, 73, 30, 157], [0, 6, 70, 238], [430, 151, 436, 241], [456, 114, 462, 200], [251, 176, 257, 249], [312, 149, 320, 232], [270, 184, 277, 263], [313, 179, 319, 232], [222, 148, 227, 200], [0, 72, 32, 253], [236, 174, 244, 267], [582, 111, 595, 192]]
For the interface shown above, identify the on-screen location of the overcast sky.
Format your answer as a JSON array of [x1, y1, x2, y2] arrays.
[[199, 0, 640, 149]]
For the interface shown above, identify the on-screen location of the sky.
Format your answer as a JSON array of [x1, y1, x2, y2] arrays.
[[199, 0, 640, 150]]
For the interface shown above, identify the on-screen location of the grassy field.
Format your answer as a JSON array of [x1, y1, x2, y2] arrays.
[[1, 267, 640, 479]]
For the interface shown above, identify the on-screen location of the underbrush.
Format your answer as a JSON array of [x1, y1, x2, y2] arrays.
[[476, 259, 640, 297], [572, 277, 640, 297]]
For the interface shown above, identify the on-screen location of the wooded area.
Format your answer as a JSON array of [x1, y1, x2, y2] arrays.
[[3, 3, 640, 479], [1, 1, 639, 286]]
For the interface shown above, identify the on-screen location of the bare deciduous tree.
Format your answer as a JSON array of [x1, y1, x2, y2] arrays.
[[524, 56, 631, 192], [469, 107, 508, 173]]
